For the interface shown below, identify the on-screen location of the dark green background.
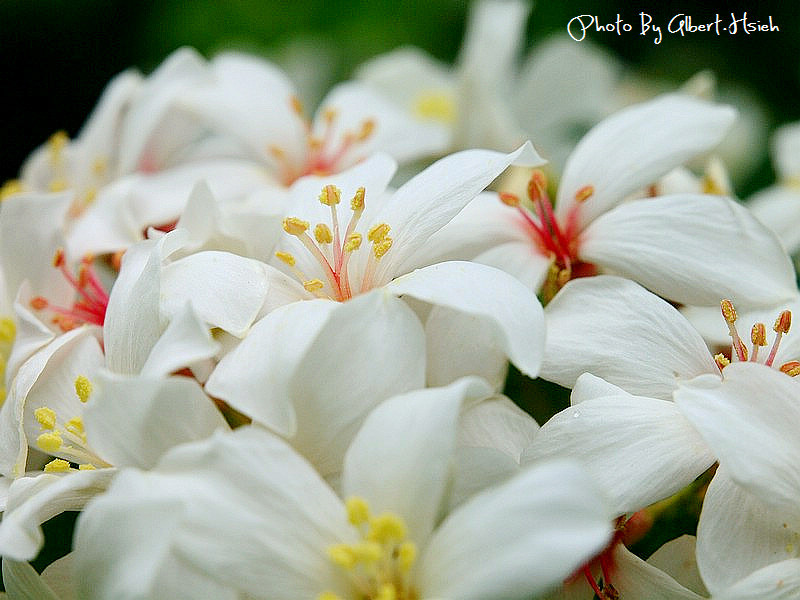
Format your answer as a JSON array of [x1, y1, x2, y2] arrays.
[[2, 0, 799, 194]]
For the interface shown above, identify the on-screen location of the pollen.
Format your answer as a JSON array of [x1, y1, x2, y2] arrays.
[[780, 361, 800, 377], [37, 431, 63, 453], [315, 223, 334, 244], [720, 299, 737, 323], [0, 318, 15, 343], [35, 407, 57, 430], [714, 353, 730, 370], [344, 233, 362, 252], [43, 458, 71, 473], [775, 310, 792, 334], [66, 416, 85, 438], [751, 323, 767, 346], [372, 238, 393, 260], [357, 119, 376, 141], [283, 217, 310, 236], [275, 251, 296, 266], [413, 90, 457, 123], [346, 496, 370, 526], [319, 185, 342, 206], [0, 179, 23, 201], [368, 223, 391, 243], [303, 279, 325, 292], [574, 184, 595, 203], [75, 375, 93, 403], [350, 187, 365, 211], [368, 513, 407, 543], [499, 192, 521, 207]]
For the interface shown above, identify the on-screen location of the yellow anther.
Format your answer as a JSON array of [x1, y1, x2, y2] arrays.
[[347, 496, 371, 526], [780, 361, 800, 377], [91, 157, 107, 175], [375, 583, 397, 600], [49, 179, 68, 192], [52, 248, 66, 268], [303, 279, 325, 293], [275, 251, 296, 266], [78, 463, 96, 470], [66, 416, 85, 437], [328, 544, 357, 569], [290, 95, 304, 116], [83, 187, 97, 205], [751, 323, 767, 346], [350, 187, 366, 212], [372, 238, 393, 260], [775, 310, 792, 334], [319, 185, 342, 206], [283, 217, 310, 236], [34, 407, 57, 430], [367, 223, 391, 243], [352, 541, 383, 563], [315, 223, 333, 244], [720, 299, 737, 323], [714, 353, 730, 370], [528, 170, 548, 201], [574, 184, 595, 203], [75, 375, 92, 403], [397, 541, 417, 572], [268, 145, 286, 160], [317, 593, 343, 600], [499, 192, 521, 207], [0, 179, 23, 201], [413, 91, 457, 123], [48, 130, 69, 158], [37, 431, 63, 453], [358, 118, 376, 141], [43, 458, 71, 473], [368, 513, 407, 543], [344, 233, 362, 252], [323, 107, 337, 125], [0, 318, 15, 343]]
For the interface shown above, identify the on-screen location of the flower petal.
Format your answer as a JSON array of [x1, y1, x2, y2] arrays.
[[342, 376, 493, 546], [541, 275, 717, 398], [387, 260, 545, 378], [715, 559, 800, 600], [610, 543, 705, 600], [419, 459, 614, 600], [675, 363, 800, 517], [580, 194, 797, 307], [2, 559, 60, 600], [556, 94, 736, 230], [523, 389, 714, 514], [74, 427, 350, 599]]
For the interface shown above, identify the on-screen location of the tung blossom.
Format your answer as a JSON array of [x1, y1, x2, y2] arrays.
[[432, 94, 796, 308], [73, 378, 615, 599]]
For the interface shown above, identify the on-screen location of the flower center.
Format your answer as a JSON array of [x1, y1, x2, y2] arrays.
[[715, 299, 798, 376], [499, 171, 595, 303], [34, 375, 110, 472], [270, 98, 377, 185], [319, 496, 419, 600], [30, 249, 110, 332], [277, 185, 393, 302]]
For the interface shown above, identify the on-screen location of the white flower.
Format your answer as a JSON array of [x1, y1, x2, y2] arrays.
[[675, 363, 800, 598], [432, 95, 795, 307], [73, 377, 614, 599]]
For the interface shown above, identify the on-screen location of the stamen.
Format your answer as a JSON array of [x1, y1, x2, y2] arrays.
[[44, 458, 71, 473], [574, 185, 595, 203], [714, 353, 730, 371], [37, 431, 63, 453], [720, 299, 747, 362], [780, 361, 800, 376], [751, 322, 767, 361], [315, 224, 333, 244], [283, 217, 311, 236], [767, 309, 793, 366], [35, 407, 57, 430], [499, 192, 521, 207]]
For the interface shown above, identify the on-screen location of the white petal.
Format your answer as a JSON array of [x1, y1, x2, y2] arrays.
[[610, 543, 705, 600], [715, 559, 800, 600], [523, 393, 714, 515], [74, 427, 350, 599], [420, 459, 614, 600], [748, 185, 800, 256], [580, 194, 797, 307], [541, 275, 717, 398], [140, 302, 220, 378], [556, 94, 736, 229], [342, 377, 492, 546], [458, 393, 539, 463], [387, 260, 545, 378], [675, 363, 800, 517], [772, 121, 800, 179], [204, 299, 336, 436], [695, 468, 798, 594], [289, 290, 426, 477], [2, 559, 60, 600], [0, 469, 115, 561], [84, 372, 228, 469], [160, 251, 271, 337], [376, 142, 545, 280], [647, 535, 708, 597]]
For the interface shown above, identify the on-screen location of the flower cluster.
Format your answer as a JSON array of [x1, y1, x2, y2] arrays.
[[1, 1, 799, 599]]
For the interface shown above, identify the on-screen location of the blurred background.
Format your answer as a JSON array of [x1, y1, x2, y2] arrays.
[[2, 0, 799, 195]]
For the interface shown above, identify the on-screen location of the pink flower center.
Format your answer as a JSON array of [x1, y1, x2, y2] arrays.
[[30, 249, 110, 332]]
